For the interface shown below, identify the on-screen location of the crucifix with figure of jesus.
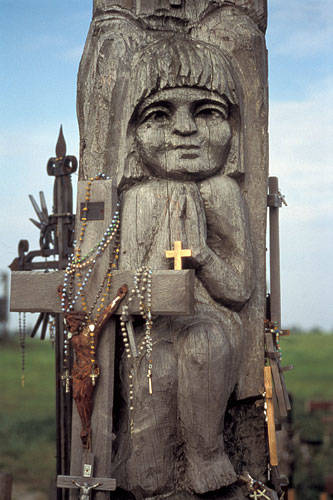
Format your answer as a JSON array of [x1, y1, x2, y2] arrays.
[[11, 178, 195, 498]]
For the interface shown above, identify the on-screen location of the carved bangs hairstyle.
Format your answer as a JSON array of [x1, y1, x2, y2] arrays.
[[131, 38, 238, 110], [120, 37, 244, 187]]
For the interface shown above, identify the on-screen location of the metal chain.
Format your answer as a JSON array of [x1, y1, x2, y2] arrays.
[[18, 312, 26, 387]]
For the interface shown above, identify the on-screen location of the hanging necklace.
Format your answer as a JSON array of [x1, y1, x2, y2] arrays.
[[120, 266, 153, 433], [60, 173, 120, 314], [60, 173, 121, 391]]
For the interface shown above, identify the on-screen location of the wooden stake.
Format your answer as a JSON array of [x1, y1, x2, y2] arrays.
[[288, 489, 296, 500], [264, 366, 278, 466]]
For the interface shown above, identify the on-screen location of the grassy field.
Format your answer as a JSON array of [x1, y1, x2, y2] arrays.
[[0, 331, 332, 497], [280, 331, 333, 497], [0, 337, 56, 494]]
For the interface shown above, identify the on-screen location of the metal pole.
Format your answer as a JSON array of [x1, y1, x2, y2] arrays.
[[268, 176, 281, 328]]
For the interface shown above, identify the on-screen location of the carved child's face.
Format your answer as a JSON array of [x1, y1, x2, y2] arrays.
[[135, 87, 232, 180]]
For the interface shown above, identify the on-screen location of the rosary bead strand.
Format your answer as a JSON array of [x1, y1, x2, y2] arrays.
[[120, 266, 154, 434], [60, 172, 119, 393]]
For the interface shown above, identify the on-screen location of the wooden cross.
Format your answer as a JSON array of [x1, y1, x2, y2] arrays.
[[57, 452, 116, 499], [165, 241, 192, 270], [10, 180, 194, 498], [264, 322, 291, 419], [264, 365, 278, 467]]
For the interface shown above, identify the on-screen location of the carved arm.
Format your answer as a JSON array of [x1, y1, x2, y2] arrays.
[[193, 176, 255, 310]]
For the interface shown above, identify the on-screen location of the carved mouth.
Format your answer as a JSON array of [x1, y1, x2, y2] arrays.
[[173, 145, 201, 159], [180, 152, 200, 159]]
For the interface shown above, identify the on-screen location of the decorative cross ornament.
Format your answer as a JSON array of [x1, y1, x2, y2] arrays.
[[249, 489, 271, 499], [57, 452, 116, 498], [165, 241, 192, 270], [60, 369, 72, 394]]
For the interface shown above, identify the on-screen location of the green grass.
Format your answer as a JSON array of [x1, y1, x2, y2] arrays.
[[0, 337, 56, 492], [280, 331, 333, 498], [281, 332, 333, 401]]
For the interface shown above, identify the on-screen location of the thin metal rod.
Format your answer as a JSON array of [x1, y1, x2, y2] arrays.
[[269, 176, 281, 328]]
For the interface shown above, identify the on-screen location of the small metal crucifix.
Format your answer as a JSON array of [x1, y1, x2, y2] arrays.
[[57, 452, 116, 499]]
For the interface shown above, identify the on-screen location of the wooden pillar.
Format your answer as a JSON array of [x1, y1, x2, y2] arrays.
[[73, 0, 270, 497], [0, 473, 12, 500]]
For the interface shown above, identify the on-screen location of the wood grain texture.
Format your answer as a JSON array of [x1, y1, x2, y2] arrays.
[[10, 269, 194, 315], [74, 0, 269, 497], [57, 476, 116, 491], [264, 366, 278, 467], [69, 180, 117, 500], [93, 0, 267, 32]]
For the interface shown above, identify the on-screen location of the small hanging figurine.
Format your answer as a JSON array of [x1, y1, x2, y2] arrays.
[[58, 284, 128, 448]]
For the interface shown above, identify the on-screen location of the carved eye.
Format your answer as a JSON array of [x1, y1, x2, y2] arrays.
[[194, 103, 228, 120], [151, 110, 170, 122], [139, 104, 171, 125]]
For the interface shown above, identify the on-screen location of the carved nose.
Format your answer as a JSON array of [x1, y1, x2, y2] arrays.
[[172, 108, 197, 136]]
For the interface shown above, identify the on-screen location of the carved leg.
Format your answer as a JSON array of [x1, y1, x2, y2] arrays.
[[72, 375, 94, 448], [177, 313, 242, 494], [114, 319, 178, 497]]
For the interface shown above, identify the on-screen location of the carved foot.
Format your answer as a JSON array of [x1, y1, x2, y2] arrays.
[[186, 452, 237, 494]]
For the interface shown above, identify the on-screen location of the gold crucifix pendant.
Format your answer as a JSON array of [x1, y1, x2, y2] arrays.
[[90, 367, 100, 386], [147, 368, 153, 395]]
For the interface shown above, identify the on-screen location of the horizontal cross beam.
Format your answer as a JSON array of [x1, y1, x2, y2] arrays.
[[57, 475, 116, 491], [10, 269, 194, 316]]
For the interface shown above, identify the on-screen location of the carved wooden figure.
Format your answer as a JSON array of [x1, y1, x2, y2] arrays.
[[72, 1, 269, 498]]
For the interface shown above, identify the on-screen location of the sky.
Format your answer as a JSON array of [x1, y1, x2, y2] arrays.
[[0, 0, 332, 331]]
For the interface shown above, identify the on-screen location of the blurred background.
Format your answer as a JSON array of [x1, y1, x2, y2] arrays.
[[1, 1, 332, 498]]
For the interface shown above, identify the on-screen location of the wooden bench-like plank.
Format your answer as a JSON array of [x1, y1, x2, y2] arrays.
[[10, 269, 194, 316]]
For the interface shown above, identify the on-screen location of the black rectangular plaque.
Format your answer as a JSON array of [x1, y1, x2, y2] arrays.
[[80, 201, 104, 220]]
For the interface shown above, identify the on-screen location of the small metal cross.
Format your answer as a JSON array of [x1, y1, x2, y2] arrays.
[[61, 369, 72, 393], [165, 241, 192, 270], [89, 368, 99, 386], [250, 488, 271, 499], [57, 452, 116, 497], [72, 480, 100, 500]]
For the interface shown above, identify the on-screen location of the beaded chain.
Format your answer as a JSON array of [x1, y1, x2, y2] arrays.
[[60, 172, 121, 390], [18, 312, 26, 387], [120, 266, 153, 433], [48, 317, 56, 346], [60, 173, 119, 314]]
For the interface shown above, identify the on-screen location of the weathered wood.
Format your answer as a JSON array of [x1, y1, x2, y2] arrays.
[[0, 472, 12, 500], [264, 366, 278, 467], [265, 330, 291, 417], [10, 269, 194, 315], [69, 180, 117, 500], [288, 489, 296, 500], [72, 0, 270, 497], [57, 476, 116, 491]]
